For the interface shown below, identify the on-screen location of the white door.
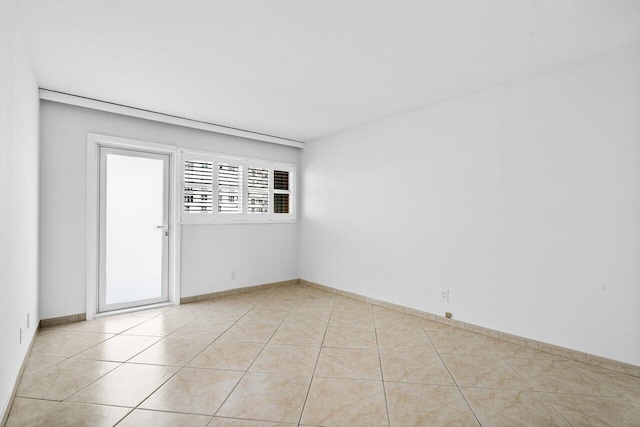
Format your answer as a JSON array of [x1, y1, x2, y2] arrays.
[[98, 147, 170, 313]]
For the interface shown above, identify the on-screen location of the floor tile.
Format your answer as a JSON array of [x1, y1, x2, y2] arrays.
[[31, 331, 115, 358], [373, 309, 423, 331], [428, 330, 495, 355], [483, 337, 563, 360], [6, 398, 130, 427], [63, 314, 148, 334], [123, 313, 195, 336], [168, 319, 233, 341], [66, 363, 179, 407], [461, 387, 569, 426], [254, 300, 297, 312], [217, 372, 311, 424], [572, 362, 640, 410], [208, 417, 295, 426], [285, 308, 332, 325], [507, 358, 617, 396], [442, 354, 533, 390], [328, 310, 375, 328], [376, 328, 436, 352], [220, 321, 280, 343], [22, 354, 66, 375], [542, 393, 640, 427], [173, 302, 215, 316], [140, 368, 242, 415], [118, 409, 211, 426], [16, 358, 119, 400], [384, 382, 478, 426], [418, 318, 458, 332], [379, 350, 455, 385], [189, 340, 264, 371], [128, 337, 212, 366], [314, 348, 382, 380], [323, 326, 378, 349], [269, 323, 327, 347], [332, 297, 372, 312], [300, 377, 388, 427], [295, 296, 334, 310], [243, 308, 291, 324], [74, 334, 161, 362], [250, 344, 320, 376], [127, 306, 172, 318], [200, 310, 248, 323]]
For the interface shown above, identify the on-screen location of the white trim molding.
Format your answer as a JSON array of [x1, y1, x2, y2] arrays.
[[41, 89, 305, 149], [86, 133, 182, 320]]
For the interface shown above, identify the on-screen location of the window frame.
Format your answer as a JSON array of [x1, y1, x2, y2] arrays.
[[180, 149, 296, 224]]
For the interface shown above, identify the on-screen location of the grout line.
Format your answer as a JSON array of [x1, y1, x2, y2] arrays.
[[498, 355, 574, 426], [297, 291, 335, 425], [57, 361, 125, 402], [418, 319, 483, 426], [112, 407, 214, 425], [111, 369, 182, 426], [535, 392, 575, 426], [373, 328, 392, 427], [210, 287, 299, 420]]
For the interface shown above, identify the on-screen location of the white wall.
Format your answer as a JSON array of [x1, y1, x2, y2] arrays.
[[300, 44, 640, 366], [0, 0, 40, 418], [40, 101, 299, 319]]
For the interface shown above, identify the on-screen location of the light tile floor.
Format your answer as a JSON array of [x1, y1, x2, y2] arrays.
[[7, 285, 640, 426]]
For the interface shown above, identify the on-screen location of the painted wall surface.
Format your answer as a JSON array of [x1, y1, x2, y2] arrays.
[[0, 0, 40, 418], [300, 45, 640, 365], [39, 101, 299, 319]]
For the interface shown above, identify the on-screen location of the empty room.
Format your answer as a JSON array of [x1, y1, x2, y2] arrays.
[[2, 0, 640, 425]]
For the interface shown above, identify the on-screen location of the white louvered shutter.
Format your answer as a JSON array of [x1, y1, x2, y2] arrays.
[[273, 169, 290, 214], [218, 163, 243, 213], [184, 159, 213, 213], [248, 167, 269, 214]]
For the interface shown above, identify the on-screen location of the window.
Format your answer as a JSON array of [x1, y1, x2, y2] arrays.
[[181, 150, 296, 223]]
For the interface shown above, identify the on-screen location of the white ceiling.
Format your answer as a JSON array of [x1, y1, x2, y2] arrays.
[[16, 0, 640, 142]]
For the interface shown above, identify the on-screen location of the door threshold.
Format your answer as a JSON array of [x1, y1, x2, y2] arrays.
[[92, 301, 178, 320]]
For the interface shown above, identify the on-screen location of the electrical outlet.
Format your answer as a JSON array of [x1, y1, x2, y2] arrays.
[[441, 290, 449, 302], [230, 270, 236, 280], [27, 313, 30, 329]]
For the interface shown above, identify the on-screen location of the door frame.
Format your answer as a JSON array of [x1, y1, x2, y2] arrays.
[[86, 133, 181, 320]]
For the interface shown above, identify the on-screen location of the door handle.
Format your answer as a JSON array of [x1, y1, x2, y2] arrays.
[[156, 225, 168, 229]]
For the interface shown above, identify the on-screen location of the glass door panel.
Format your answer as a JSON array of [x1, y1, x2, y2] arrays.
[[98, 147, 170, 312]]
